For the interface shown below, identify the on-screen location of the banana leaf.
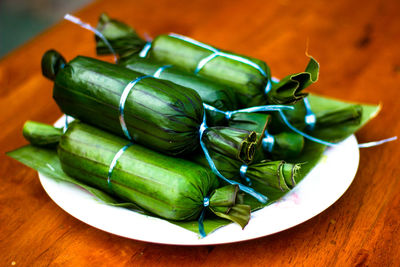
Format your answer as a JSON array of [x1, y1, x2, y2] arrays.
[[244, 94, 379, 209], [43, 50, 256, 162], [95, 13, 310, 108], [7, 94, 379, 236], [192, 151, 301, 199]]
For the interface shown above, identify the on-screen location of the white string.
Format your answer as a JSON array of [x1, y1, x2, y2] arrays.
[[64, 14, 118, 63]]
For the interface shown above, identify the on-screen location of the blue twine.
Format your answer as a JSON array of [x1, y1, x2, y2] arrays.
[[202, 103, 294, 121], [198, 196, 210, 238], [203, 96, 393, 151], [279, 105, 397, 148], [199, 112, 268, 203], [357, 136, 397, 148], [168, 33, 267, 76], [264, 80, 272, 94], [278, 110, 339, 147], [262, 129, 275, 153], [119, 75, 153, 140], [64, 14, 118, 63], [303, 97, 316, 130], [139, 42, 152, 58], [305, 95, 393, 148], [239, 165, 252, 186], [153, 65, 172, 78], [168, 33, 272, 96], [271, 77, 280, 83], [270, 77, 346, 147], [107, 143, 133, 191]]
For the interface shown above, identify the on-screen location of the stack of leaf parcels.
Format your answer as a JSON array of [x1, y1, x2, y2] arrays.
[[8, 13, 378, 237]]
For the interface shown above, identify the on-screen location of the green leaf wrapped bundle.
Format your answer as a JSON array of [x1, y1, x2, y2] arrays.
[[227, 112, 304, 160], [120, 55, 238, 111], [22, 121, 63, 148], [95, 13, 308, 107], [193, 152, 300, 199], [272, 102, 363, 134], [22, 121, 251, 228], [42, 50, 256, 163], [202, 127, 257, 164]]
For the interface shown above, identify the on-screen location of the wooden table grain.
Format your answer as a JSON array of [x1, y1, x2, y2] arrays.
[[1, 0, 399, 266]]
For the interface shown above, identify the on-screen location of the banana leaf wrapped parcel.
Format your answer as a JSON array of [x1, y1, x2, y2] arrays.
[[115, 55, 239, 126], [193, 151, 301, 200], [42, 50, 257, 163], [20, 121, 251, 232], [95, 13, 310, 107], [120, 55, 238, 111], [271, 101, 364, 140], [282, 102, 363, 132], [227, 112, 304, 160]]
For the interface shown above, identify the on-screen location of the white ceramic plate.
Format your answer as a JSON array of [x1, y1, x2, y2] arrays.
[[38, 117, 359, 245]]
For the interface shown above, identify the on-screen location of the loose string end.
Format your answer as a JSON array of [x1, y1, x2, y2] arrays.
[[279, 109, 397, 149], [358, 136, 397, 148], [198, 197, 209, 238], [64, 13, 118, 63], [203, 103, 294, 122]]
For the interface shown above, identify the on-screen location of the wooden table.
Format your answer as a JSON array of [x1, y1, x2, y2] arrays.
[[1, 0, 399, 265]]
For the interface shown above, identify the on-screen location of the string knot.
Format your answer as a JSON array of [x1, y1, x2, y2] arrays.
[[305, 113, 316, 130], [262, 130, 275, 153], [199, 121, 207, 137], [224, 111, 234, 120], [303, 97, 316, 131], [203, 197, 210, 207]]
